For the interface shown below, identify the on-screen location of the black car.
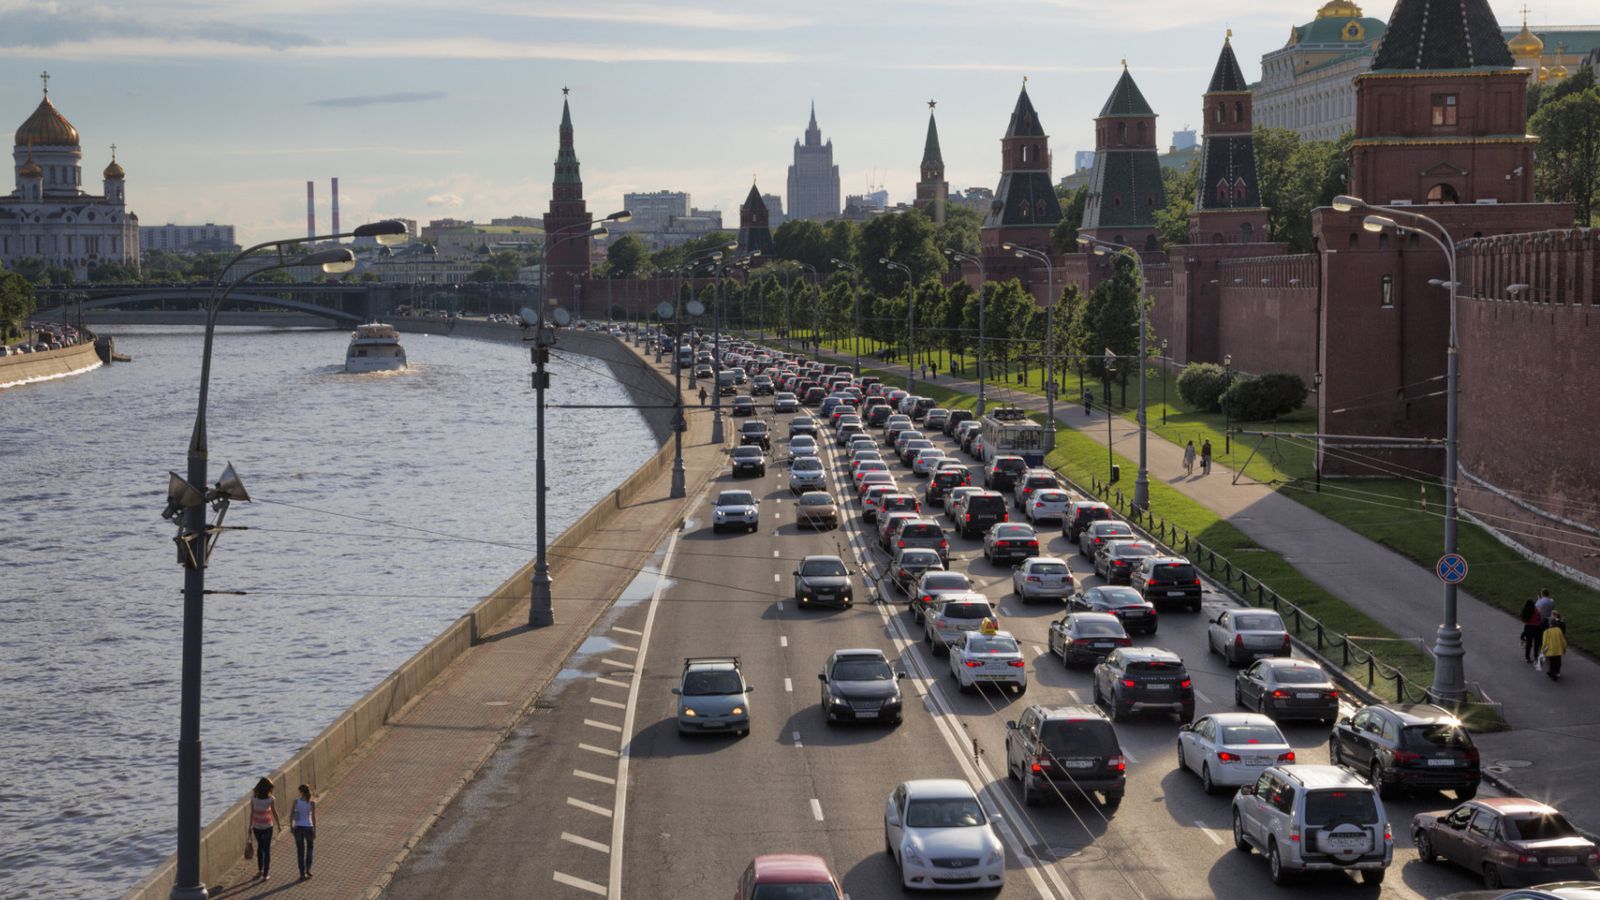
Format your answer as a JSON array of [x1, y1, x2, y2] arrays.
[[1092, 647, 1194, 724], [1068, 585, 1158, 635], [866, 404, 893, 426], [1063, 500, 1113, 542], [943, 409, 974, 437], [730, 446, 766, 477], [731, 396, 756, 416], [738, 420, 770, 450], [983, 523, 1040, 566], [1047, 612, 1131, 667], [1093, 539, 1159, 585], [1330, 703, 1481, 800], [985, 456, 1028, 492], [1131, 556, 1203, 612], [1005, 705, 1126, 809], [793, 555, 855, 609], [954, 491, 1009, 539], [926, 467, 969, 505], [1078, 520, 1135, 559], [819, 649, 905, 725], [1234, 658, 1341, 723]]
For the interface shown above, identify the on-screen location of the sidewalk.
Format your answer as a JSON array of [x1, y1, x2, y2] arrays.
[[834, 352, 1600, 829], [185, 343, 721, 899]]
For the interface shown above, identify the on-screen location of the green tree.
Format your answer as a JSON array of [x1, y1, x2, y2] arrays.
[[772, 219, 828, 269], [821, 220, 859, 272], [941, 281, 973, 367], [1253, 127, 1350, 252], [466, 265, 497, 283], [934, 205, 983, 259], [977, 279, 1037, 379], [1531, 84, 1600, 225], [1529, 66, 1596, 119], [1154, 158, 1199, 248], [605, 234, 649, 279], [858, 212, 947, 295], [0, 267, 37, 341], [1051, 185, 1088, 253], [88, 262, 139, 282], [1080, 250, 1147, 404]]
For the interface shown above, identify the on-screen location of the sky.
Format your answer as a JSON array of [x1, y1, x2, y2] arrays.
[[0, 0, 1591, 245]]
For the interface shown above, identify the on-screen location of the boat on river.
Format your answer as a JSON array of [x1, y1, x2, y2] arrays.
[[345, 323, 407, 373]]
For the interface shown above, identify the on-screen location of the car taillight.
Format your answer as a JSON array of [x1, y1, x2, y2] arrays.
[[1072, 639, 1092, 646], [1030, 755, 1053, 772], [897, 540, 905, 548], [1001, 513, 1009, 522], [1234, 634, 1244, 646], [1465, 748, 1480, 764], [1180, 678, 1192, 689], [1278, 751, 1296, 763], [1271, 690, 1290, 699], [1282, 635, 1291, 649], [939, 540, 948, 549], [963, 660, 983, 668], [1121, 679, 1136, 688], [1108, 755, 1127, 772], [1008, 659, 1025, 668], [1117, 637, 1132, 646], [1217, 751, 1238, 762], [1193, 579, 1203, 585], [964, 513, 972, 522], [1027, 576, 1040, 582], [1391, 750, 1421, 765], [1326, 690, 1339, 699], [935, 618, 947, 628], [1384, 822, 1393, 842], [1147, 579, 1159, 587]]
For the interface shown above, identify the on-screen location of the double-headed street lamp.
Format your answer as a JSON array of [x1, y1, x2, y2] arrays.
[[1222, 354, 1234, 455], [1003, 243, 1057, 451], [166, 220, 407, 900], [539, 210, 631, 309], [1334, 193, 1467, 703], [1079, 235, 1152, 514], [657, 293, 706, 498], [880, 258, 915, 392], [944, 248, 988, 414], [829, 257, 862, 375]]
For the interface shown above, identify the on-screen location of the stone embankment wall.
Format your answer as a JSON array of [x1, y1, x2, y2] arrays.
[[0, 339, 102, 389]]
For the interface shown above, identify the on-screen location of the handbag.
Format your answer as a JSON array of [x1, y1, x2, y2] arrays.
[[244, 838, 254, 860], [1535, 653, 1546, 672]]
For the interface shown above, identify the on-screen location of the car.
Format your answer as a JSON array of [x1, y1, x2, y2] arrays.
[[789, 434, 819, 461], [883, 416, 913, 444], [712, 490, 760, 533], [819, 395, 846, 419], [858, 471, 896, 500], [673, 657, 752, 736], [955, 421, 983, 453], [923, 593, 997, 657], [1068, 585, 1158, 635], [862, 484, 897, 522], [897, 437, 933, 465], [910, 571, 974, 623], [1093, 539, 1159, 585], [924, 408, 951, 432], [1013, 469, 1062, 509], [1093, 647, 1194, 723], [852, 459, 890, 490], [793, 555, 855, 609], [892, 547, 945, 596], [948, 625, 1027, 695], [773, 392, 799, 413], [730, 446, 766, 478], [1024, 488, 1073, 524], [1177, 713, 1296, 794], [883, 779, 1006, 891], [1207, 608, 1291, 667], [1329, 703, 1481, 801], [1234, 658, 1341, 723], [848, 443, 880, 463], [789, 456, 827, 493], [1048, 612, 1131, 667], [738, 419, 771, 451], [1005, 704, 1126, 809], [1232, 764, 1393, 886], [894, 519, 950, 564], [1063, 500, 1113, 542], [694, 363, 714, 380], [877, 492, 920, 521], [911, 448, 948, 477], [835, 422, 865, 446], [984, 456, 1028, 492], [731, 396, 756, 417], [1011, 556, 1074, 603], [1132, 555, 1204, 612], [749, 376, 774, 396], [866, 404, 894, 426], [795, 490, 839, 530], [802, 386, 826, 406], [877, 511, 920, 553], [789, 416, 819, 438], [926, 467, 970, 505], [942, 409, 974, 436], [1412, 798, 1600, 889], [983, 522, 1040, 566], [1078, 519, 1136, 559], [952, 490, 1008, 538], [943, 485, 982, 519], [820, 648, 906, 726], [908, 396, 935, 419]]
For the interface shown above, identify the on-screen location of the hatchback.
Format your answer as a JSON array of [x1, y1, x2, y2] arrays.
[[892, 547, 945, 596], [877, 511, 920, 552], [983, 522, 1040, 566], [926, 467, 970, 505], [1063, 500, 1113, 542], [984, 456, 1028, 492], [1069, 585, 1158, 635], [861, 484, 896, 522], [789, 456, 826, 493], [910, 447, 946, 476], [1024, 489, 1073, 524], [1013, 469, 1062, 509], [895, 519, 950, 564], [1133, 556, 1204, 612], [877, 492, 920, 521], [1234, 658, 1340, 723], [1078, 519, 1135, 559]]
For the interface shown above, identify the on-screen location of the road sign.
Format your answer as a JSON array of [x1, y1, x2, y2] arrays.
[[1436, 553, 1468, 584]]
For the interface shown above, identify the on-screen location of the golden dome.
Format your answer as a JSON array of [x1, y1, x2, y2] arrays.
[[103, 159, 124, 179], [15, 94, 79, 147], [18, 157, 41, 178], [1315, 0, 1363, 19], [1507, 23, 1544, 57], [1551, 64, 1569, 79]]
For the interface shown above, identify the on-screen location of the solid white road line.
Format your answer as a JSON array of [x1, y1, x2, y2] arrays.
[[780, 635, 788, 647], [574, 769, 617, 786], [1194, 822, 1225, 846], [595, 677, 631, 690], [567, 797, 614, 818], [612, 625, 643, 637], [590, 697, 627, 710], [553, 870, 607, 896], [584, 719, 623, 733], [785, 677, 793, 692], [810, 798, 824, 821], [579, 743, 620, 759], [561, 831, 612, 854]]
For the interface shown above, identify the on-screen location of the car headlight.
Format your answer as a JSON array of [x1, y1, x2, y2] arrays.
[[730, 707, 745, 716], [830, 694, 849, 706], [985, 847, 1004, 865], [682, 708, 697, 717], [902, 843, 925, 865]]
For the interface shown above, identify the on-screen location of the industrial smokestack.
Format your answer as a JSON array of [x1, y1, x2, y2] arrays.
[[306, 180, 315, 242], [331, 177, 340, 240]]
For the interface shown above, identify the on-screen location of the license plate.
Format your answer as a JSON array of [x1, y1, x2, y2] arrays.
[[1295, 692, 1320, 699], [1329, 836, 1367, 850], [1063, 759, 1095, 769], [1427, 758, 1455, 766], [1550, 856, 1578, 865], [1147, 683, 1173, 690], [981, 674, 1012, 681], [1093, 642, 1114, 648], [855, 710, 878, 719], [1247, 757, 1272, 766], [1167, 591, 1186, 597], [1123, 609, 1148, 616]]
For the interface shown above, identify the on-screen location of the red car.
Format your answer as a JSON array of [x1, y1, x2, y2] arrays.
[[736, 853, 843, 899]]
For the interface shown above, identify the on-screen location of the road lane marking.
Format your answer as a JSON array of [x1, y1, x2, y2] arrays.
[[590, 697, 627, 710], [579, 743, 619, 759], [1193, 689, 1213, 704], [1034, 645, 1045, 655], [584, 718, 622, 733], [810, 799, 824, 821], [567, 797, 613, 818], [773, 550, 780, 557], [1195, 823, 1225, 846], [611, 625, 642, 636], [595, 677, 631, 690], [600, 659, 634, 671], [573, 769, 616, 786], [561, 832, 612, 854], [774, 573, 781, 582], [777, 601, 784, 610], [553, 871, 607, 896], [780, 636, 788, 648], [610, 643, 640, 653], [792, 730, 804, 748], [785, 677, 793, 692]]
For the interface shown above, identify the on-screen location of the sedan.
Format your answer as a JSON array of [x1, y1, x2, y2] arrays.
[[730, 446, 766, 478], [820, 649, 906, 726], [773, 392, 799, 413], [731, 396, 756, 416], [983, 523, 1041, 566], [1048, 612, 1130, 667], [948, 628, 1027, 695], [1234, 658, 1340, 722], [852, 460, 890, 491], [1024, 489, 1073, 524], [1078, 519, 1136, 559], [911, 448, 948, 477], [910, 571, 974, 623], [712, 490, 759, 533], [1011, 557, 1074, 603], [1176, 713, 1295, 794], [793, 555, 854, 609], [795, 491, 839, 530], [858, 470, 895, 499], [1069, 585, 1158, 636], [789, 435, 819, 461], [1093, 539, 1158, 585], [1413, 798, 1600, 889], [1208, 608, 1291, 667], [884, 780, 1006, 892]]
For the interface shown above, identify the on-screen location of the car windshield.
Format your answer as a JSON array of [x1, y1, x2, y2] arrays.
[[996, 459, 1026, 472], [1075, 619, 1125, 637], [1503, 813, 1579, 841], [942, 602, 991, 620], [1303, 790, 1379, 826], [901, 550, 940, 564], [965, 636, 1019, 654], [1155, 564, 1198, 580], [995, 526, 1033, 539], [924, 574, 969, 591], [800, 559, 848, 577], [799, 494, 832, 506], [1114, 543, 1156, 557], [1040, 720, 1119, 757], [682, 670, 743, 695], [751, 883, 839, 900], [1234, 614, 1285, 631], [1127, 660, 1182, 674], [1220, 724, 1286, 745], [718, 492, 755, 505], [858, 461, 887, 471], [903, 524, 941, 538], [1093, 524, 1132, 537], [1029, 563, 1068, 575], [1401, 723, 1474, 750], [1267, 666, 1326, 685], [832, 659, 893, 681], [732, 448, 761, 459], [904, 798, 986, 828], [1036, 491, 1070, 502], [792, 437, 816, 448], [794, 458, 822, 472]]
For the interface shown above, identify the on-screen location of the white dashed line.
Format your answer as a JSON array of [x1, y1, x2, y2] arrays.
[[567, 797, 614, 818], [774, 573, 781, 583], [1033, 645, 1045, 655], [773, 550, 780, 557], [785, 677, 793, 692], [552, 871, 607, 896], [1123, 749, 1139, 764], [780, 636, 788, 648], [777, 601, 784, 611], [612, 625, 642, 637], [1193, 689, 1213, 704], [573, 769, 617, 786], [610, 643, 640, 653], [590, 697, 627, 710], [579, 743, 620, 758], [584, 719, 623, 733], [1195, 822, 1225, 846], [561, 831, 612, 854], [595, 676, 631, 690], [810, 798, 825, 821], [792, 730, 804, 748], [600, 659, 634, 671]]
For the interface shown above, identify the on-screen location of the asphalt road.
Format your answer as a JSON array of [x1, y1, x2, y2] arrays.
[[386, 384, 1501, 900]]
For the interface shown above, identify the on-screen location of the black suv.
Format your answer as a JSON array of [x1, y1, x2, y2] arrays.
[[1132, 556, 1203, 612], [943, 409, 974, 437], [1005, 705, 1126, 809], [738, 420, 770, 451], [1329, 703, 1481, 800], [953, 490, 1009, 539], [926, 467, 969, 505], [730, 445, 766, 477], [985, 456, 1028, 492], [1063, 500, 1113, 542], [1092, 648, 1194, 724]]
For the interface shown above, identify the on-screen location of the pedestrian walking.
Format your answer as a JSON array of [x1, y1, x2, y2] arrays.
[[930, 362, 938, 380], [291, 784, 316, 880], [247, 776, 280, 881], [1520, 596, 1543, 663], [1183, 440, 1196, 476], [1200, 439, 1213, 475], [921, 363, 928, 381], [1084, 389, 1094, 416], [1542, 612, 1568, 681], [1534, 588, 1555, 657], [698, 386, 707, 407]]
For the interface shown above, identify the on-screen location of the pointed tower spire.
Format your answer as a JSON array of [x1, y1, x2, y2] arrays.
[[544, 88, 591, 303], [1079, 64, 1166, 251], [738, 180, 773, 256], [915, 100, 948, 224], [982, 82, 1061, 300], [1371, 0, 1514, 70], [1191, 34, 1267, 243], [1207, 36, 1249, 92]]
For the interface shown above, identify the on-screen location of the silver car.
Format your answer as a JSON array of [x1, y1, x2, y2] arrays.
[[1011, 557, 1074, 603], [1209, 609, 1291, 667], [924, 593, 997, 657], [711, 490, 759, 534], [789, 456, 826, 493], [885, 779, 1006, 891], [673, 657, 752, 736]]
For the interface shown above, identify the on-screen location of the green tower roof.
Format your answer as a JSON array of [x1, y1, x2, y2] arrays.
[[1098, 66, 1155, 118]]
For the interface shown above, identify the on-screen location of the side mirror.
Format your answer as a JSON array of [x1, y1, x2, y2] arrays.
[[817, 673, 827, 683], [1005, 720, 1018, 731], [1238, 783, 1255, 797], [1211, 615, 1223, 624], [886, 813, 900, 827], [1179, 723, 1193, 732], [896, 671, 907, 680], [792, 570, 800, 576], [670, 687, 681, 695], [744, 685, 755, 693]]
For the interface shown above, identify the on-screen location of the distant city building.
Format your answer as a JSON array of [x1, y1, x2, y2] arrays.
[[419, 220, 541, 258], [141, 223, 238, 255], [1, 75, 139, 278], [950, 186, 994, 214], [1170, 128, 1198, 151], [1062, 129, 1198, 193], [488, 215, 540, 227], [1505, 19, 1600, 85], [737, 182, 774, 257], [841, 192, 888, 223], [620, 190, 690, 233], [354, 244, 475, 284], [761, 194, 785, 230], [1079, 64, 1167, 252], [787, 103, 841, 220], [1073, 150, 1096, 172]]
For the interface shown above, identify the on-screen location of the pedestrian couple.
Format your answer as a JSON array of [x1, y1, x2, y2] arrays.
[[247, 778, 317, 882], [1521, 588, 1568, 681], [1182, 440, 1212, 476]]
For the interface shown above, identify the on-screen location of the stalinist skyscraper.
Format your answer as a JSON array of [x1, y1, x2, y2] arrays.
[[786, 102, 840, 221]]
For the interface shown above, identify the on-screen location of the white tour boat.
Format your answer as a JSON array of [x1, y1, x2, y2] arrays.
[[344, 322, 407, 373]]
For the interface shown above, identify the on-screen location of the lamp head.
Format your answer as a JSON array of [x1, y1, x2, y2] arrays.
[[1001, 242, 1015, 251], [1223, 354, 1232, 366], [724, 241, 738, 251], [1075, 236, 1090, 247], [1331, 195, 1365, 214], [878, 257, 890, 265], [607, 210, 632, 223], [213, 462, 250, 504], [1013, 250, 1026, 259], [299, 247, 356, 274], [353, 220, 409, 246], [161, 472, 206, 521], [1093, 247, 1108, 256], [1362, 214, 1396, 234]]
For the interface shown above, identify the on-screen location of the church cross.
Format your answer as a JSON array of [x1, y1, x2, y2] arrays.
[[40, 70, 50, 94], [110, 143, 118, 160]]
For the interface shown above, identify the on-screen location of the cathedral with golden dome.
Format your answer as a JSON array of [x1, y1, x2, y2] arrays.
[[2, 73, 140, 278]]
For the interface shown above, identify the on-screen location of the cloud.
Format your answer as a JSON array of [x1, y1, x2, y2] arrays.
[[426, 193, 464, 208], [474, 0, 812, 31], [309, 91, 448, 108], [0, 1, 322, 51]]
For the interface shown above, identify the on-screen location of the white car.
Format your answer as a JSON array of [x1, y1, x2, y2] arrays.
[[1011, 557, 1074, 603], [790, 456, 826, 493], [948, 628, 1027, 695], [1024, 489, 1073, 523], [1177, 712, 1295, 793], [853, 460, 891, 490], [711, 490, 759, 534], [884, 779, 1006, 891], [1208, 609, 1291, 667], [912, 449, 949, 477], [789, 434, 819, 461]]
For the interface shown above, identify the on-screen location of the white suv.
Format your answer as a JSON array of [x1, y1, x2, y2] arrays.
[[1231, 764, 1393, 886]]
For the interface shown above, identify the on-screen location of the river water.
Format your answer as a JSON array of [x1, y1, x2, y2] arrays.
[[0, 325, 657, 898]]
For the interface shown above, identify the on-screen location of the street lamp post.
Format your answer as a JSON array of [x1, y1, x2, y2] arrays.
[[1223, 354, 1233, 456], [1336, 194, 1466, 701], [1080, 236, 1151, 512], [1004, 243, 1056, 450], [945, 249, 989, 414], [880, 259, 914, 392], [1160, 338, 1170, 425], [656, 294, 705, 498], [706, 241, 740, 445], [830, 258, 861, 375], [1312, 371, 1323, 492], [167, 222, 405, 900], [1104, 350, 1117, 482]]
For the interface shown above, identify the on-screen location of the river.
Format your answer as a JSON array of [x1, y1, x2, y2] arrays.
[[0, 325, 657, 897]]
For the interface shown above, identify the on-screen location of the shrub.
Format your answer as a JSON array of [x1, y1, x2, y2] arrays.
[[1221, 372, 1308, 421], [1176, 362, 1227, 412]]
